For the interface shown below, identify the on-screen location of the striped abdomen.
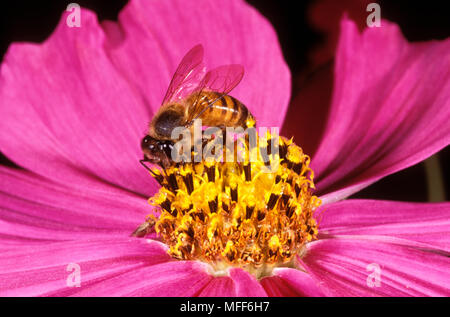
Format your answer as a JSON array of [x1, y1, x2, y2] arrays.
[[186, 91, 255, 129]]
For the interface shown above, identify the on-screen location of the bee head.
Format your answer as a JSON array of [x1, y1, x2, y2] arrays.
[[141, 135, 174, 167]]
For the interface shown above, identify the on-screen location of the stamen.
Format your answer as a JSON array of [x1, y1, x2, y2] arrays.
[[167, 172, 179, 192], [266, 193, 280, 210], [243, 163, 252, 182], [205, 161, 216, 182]]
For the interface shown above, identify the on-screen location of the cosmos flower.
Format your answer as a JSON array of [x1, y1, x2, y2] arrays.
[[0, 0, 449, 296]]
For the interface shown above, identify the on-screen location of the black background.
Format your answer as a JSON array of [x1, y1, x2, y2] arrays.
[[0, 0, 449, 202]]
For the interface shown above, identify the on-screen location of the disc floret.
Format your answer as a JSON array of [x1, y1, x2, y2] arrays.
[[144, 133, 321, 278]]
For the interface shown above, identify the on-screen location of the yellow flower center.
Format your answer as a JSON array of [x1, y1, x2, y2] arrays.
[[141, 133, 321, 279]]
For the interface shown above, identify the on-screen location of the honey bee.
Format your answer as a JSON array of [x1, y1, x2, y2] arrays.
[[141, 44, 256, 169]]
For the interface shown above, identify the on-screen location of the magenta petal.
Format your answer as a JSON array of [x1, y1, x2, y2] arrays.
[[197, 269, 267, 297], [0, 238, 170, 296], [311, 17, 450, 202], [260, 268, 324, 297], [268, 268, 324, 296], [259, 276, 300, 297], [302, 238, 450, 296], [0, 8, 158, 195], [106, 0, 291, 128], [198, 269, 268, 297], [73, 260, 213, 296], [319, 199, 450, 253], [197, 276, 237, 297], [228, 268, 267, 297], [0, 166, 148, 243]]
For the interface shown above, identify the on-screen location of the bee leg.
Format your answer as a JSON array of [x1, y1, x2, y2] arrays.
[[218, 124, 227, 143], [140, 159, 151, 171], [216, 124, 231, 161], [141, 159, 166, 178], [131, 218, 156, 238]]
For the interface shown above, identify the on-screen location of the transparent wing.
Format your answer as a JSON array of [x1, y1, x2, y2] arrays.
[[186, 64, 244, 124], [161, 44, 206, 105]]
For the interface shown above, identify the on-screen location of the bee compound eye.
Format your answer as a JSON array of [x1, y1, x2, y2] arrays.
[[142, 135, 150, 144], [141, 135, 156, 152]]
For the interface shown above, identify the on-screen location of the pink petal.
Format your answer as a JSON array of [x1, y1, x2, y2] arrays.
[[0, 8, 158, 196], [310, 17, 450, 202], [197, 276, 237, 297], [197, 268, 267, 297], [105, 0, 291, 128], [198, 269, 269, 297], [260, 267, 324, 297], [0, 166, 149, 243], [302, 238, 450, 296], [0, 238, 171, 296], [259, 275, 300, 297], [73, 260, 213, 297], [318, 199, 450, 253], [228, 268, 267, 296], [268, 267, 325, 296]]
